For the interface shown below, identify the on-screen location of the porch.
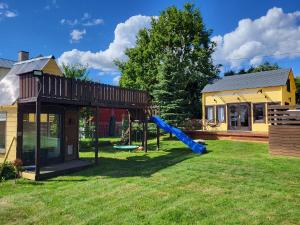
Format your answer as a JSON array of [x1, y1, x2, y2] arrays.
[[185, 130, 269, 142], [21, 159, 93, 180]]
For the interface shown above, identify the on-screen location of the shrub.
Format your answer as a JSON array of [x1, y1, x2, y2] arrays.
[[0, 162, 17, 180]]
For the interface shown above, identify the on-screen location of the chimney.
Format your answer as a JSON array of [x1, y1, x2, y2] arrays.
[[18, 51, 29, 62]]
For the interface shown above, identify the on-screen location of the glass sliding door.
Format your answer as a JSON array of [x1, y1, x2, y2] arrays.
[[228, 103, 251, 131], [22, 113, 62, 166], [40, 114, 62, 165]]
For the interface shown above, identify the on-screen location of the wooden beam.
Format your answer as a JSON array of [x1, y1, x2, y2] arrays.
[[94, 107, 99, 165], [156, 125, 160, 150], [144, 120, 148, 153], [35, 99, 41, 181], [128, 112, 132, 145], [141, 122, 145, 147], [16, 104, 23, 159]]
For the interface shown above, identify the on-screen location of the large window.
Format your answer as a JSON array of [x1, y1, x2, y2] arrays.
[[22, 113, 61, 166], [253, 103, 265, 123], [286, 78, 291, 92], [217, 105, 226, 123], [0, 112, 6, 154], [205, 106, 215, 122]]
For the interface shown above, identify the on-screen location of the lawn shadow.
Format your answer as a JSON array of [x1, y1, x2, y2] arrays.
[[72, 147, 198, 178]]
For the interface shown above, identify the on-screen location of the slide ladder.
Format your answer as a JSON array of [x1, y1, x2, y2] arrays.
[[150, 116, 206, 154]]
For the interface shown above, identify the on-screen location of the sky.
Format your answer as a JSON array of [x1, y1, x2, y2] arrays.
[[0, 0, 300, 85]]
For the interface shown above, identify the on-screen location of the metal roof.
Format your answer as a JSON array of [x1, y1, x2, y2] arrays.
[[201, 68, 291, 93], [0, 58, 15, 69], [0, 56, 54, 105], [8, 55, 54, 76]]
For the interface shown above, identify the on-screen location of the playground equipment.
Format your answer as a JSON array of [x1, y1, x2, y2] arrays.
[[113, 145, 139, 151], [150, 116, 206, 154]]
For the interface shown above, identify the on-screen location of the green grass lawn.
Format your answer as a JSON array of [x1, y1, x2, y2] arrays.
[[0, 137, 300, 225]]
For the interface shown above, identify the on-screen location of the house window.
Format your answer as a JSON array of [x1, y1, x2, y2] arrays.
[[217, 105, 226, 123], [286, 78, 291, 92], [253, 103, 265, 123], [205, 106, 214, 122], [0, 112, 7, 154]]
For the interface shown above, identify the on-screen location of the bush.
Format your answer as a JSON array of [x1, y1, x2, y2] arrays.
[[0, 162, 16, 180]]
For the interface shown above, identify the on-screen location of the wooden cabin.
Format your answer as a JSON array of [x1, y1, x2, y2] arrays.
[[198, 69, 296, 141], [0, 52, 150, 180]]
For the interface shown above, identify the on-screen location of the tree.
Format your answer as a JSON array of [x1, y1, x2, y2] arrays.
[[295, 76, 300, 104], [247, 62, 280, 73], [117, 3, 219, 122], [152, 52, 189, 125], [62, 63, 89, 80], [61, 63, 93, 138], [224, 62, 280, 76]]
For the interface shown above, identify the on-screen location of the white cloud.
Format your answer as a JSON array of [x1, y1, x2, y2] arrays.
[[212, 7, 300, 69], [83, 18, 103, 26], [0, 2, 8, 9], [70, 29, 86, 43], [0, 2, 17, 19], [61, 13, 103, 27], [45, 0, 59, 10], [61, 18, 78, 26], [4, 10, 17, 17], [59, 15, 152, 72], [112, 75, 121, 85]]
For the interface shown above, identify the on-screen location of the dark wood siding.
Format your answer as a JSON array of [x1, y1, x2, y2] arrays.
[[18, 73, 150, 109], [268, 105, 300, 157]]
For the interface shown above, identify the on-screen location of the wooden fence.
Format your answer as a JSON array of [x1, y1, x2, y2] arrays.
[[268, 105, 300, 157], [19, 73, 150, 108]]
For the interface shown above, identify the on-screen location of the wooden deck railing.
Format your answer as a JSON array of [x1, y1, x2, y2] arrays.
[[19, 73, 150, 108], [268, 105, 300, 125], [268, 105, 300, 157]]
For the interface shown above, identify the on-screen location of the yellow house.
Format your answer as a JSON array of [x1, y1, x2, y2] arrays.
[[201, 69, 296, 133], [0, 51, 63, 164]]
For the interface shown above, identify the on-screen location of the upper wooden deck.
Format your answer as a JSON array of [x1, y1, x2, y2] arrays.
[[18, 72, 150, 109]]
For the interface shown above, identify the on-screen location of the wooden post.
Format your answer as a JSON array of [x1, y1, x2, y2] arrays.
[[144, 120, 148, 153], [16, 104, 23, 159], [156, 125, 160, 150], [128, 113, 132, 145], [95, 107, 99, 165], [35, 100, 41, 181], [141, 122, 145, 147]]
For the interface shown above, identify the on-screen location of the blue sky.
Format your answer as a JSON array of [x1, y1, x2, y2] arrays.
[[1, 0, 300, 84]]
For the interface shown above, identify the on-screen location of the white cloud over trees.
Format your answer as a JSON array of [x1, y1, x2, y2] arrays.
[[212, 7, 300, 69]]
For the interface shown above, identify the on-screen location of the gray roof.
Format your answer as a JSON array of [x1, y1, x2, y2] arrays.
[[202, 69, 291, 93], [0, 58, 15, 69], [0, 56, 54, 105], [8, 55, 54, 76]]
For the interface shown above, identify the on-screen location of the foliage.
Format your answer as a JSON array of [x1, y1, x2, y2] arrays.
[[224, 62, 280, 76], [295, 76, 300, 103], [79, 107, 95, 139], [117, 3, 219, 122], [0, 138, 300, 224], [62, 63, 89, 81], [152, 52, 189, 125], [11, 159, 23, 183], [0, 162, 16, 180]]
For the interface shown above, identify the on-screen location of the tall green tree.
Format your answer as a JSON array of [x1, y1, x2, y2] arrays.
[[62, 63, 89, 80], [117, 3, 219, 122], [152, 52, 189, 125]]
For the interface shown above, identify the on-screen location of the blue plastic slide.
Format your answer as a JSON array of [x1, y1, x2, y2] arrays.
[[150, 116, 206, 154]]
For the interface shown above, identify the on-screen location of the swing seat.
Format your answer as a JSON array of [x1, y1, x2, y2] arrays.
[[113, 145, 139, 151]]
